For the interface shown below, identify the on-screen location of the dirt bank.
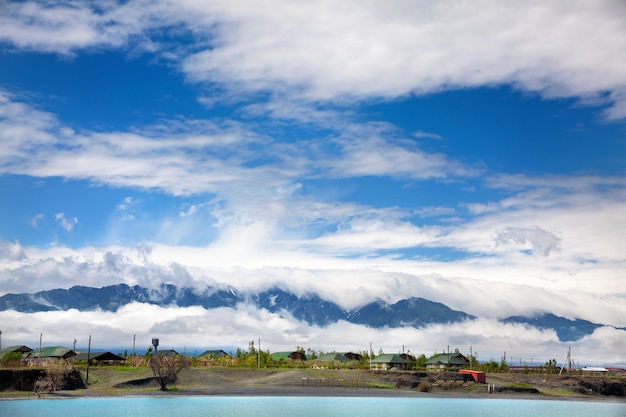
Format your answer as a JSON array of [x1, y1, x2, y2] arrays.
[[1, 367, 624, 401]]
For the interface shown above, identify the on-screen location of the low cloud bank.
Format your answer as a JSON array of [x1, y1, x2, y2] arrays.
[[1, 304, 624, 367]]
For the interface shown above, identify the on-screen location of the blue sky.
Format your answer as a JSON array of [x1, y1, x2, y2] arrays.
[[0, 1, 625, 364]]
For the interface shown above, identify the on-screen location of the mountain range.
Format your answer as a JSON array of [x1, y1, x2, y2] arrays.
[[0, 283, 617, 342]]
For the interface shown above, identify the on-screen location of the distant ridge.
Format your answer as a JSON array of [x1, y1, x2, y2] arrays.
[[0, 283, 617, 342]]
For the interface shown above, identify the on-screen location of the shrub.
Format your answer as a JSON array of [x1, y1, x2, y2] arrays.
[[417, 380, 433, 392]]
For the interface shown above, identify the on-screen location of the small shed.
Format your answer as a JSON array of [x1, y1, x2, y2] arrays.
[[459, 369, 486, 383]]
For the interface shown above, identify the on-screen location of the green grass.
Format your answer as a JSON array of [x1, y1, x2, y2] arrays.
[[367, 381, 396, 389], [539, 388, 579, 397], [507, 383, 536, 389]]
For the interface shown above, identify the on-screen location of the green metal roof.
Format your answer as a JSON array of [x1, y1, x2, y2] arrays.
[[0, 345, 33, 355], [271, 351, 306, 361], [28, 346, 75, 358], [371, 354, 409, 364], [316, 352, 350, 362], [425, 353, 469, 366], [271, 351, 294, 360], [199, 349, 228, 357]]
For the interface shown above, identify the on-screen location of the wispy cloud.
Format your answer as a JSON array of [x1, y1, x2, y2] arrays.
[[0, 92, 473, 197], [55, 213, 78, 232], [1, 2, 625, 117], [30, 213, 45, 228]]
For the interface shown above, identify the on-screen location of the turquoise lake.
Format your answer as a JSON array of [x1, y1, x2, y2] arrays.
[[0, 396, 624, 417]]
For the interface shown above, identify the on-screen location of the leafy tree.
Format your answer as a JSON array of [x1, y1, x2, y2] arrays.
[[307, 348, 318, 360], [499, 356, 509, 372], [414, 354, 427, 370], [1, 351, 23, 368], [544, 358, 558, 374]]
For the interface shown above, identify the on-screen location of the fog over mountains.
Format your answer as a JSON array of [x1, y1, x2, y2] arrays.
[[1, 283, 615, 344]]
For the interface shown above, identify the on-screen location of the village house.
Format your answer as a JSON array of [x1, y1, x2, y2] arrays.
[[0, 345, 33, 356], [198, 349, 235, 366], [23, 346, 77, 367], [316, 352, 351, 363], [370, 354, 410, 370], [271, 351, 307, 362], [73, 352, 126, 366], [425, 352, 470, 371]]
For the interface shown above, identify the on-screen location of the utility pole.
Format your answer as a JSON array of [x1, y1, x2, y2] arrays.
[[86, 335, 92, 384], [258, 338, 261, 368], [447, 345, 450, 372], [38, 333, 42, 361], [470, 346, 473, 370], [132, 334, 136, 367], [559, 346, 572, 375]]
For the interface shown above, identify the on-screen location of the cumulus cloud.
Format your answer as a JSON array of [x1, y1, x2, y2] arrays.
[[494, 227, 561, 257], [0, 240, 26, 262]]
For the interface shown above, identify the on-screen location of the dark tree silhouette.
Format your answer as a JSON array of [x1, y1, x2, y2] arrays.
[[148, 355, 189, 391]]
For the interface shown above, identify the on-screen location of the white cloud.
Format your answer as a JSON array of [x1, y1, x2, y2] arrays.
[[0, 240, 26, 262], [0, 2, 625, 117], [2, 240, 625, 327], [413, 130, 442, 140], [0, 1, 625, 368], [30, 213, 45, 228], [55, 213, 78, 232], [1, 305, 624, 367], [494, 227, 561, 257], [0, 92, 476, 206], [180, 0, 626, 118], [179, 204, 199, 218]]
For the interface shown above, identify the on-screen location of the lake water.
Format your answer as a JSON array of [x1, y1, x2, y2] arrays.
[[0, 396, 624, 417]]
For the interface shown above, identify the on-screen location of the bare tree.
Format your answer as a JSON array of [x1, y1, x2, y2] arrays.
[[32, 360, 72, 398], [148, 355, 189, 391]]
